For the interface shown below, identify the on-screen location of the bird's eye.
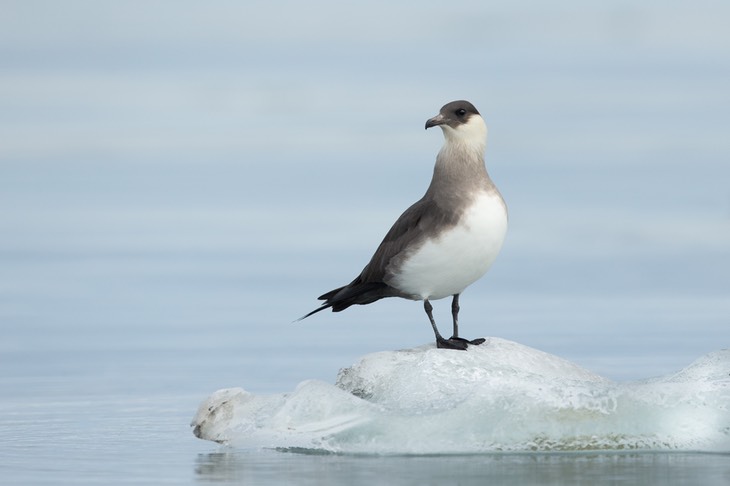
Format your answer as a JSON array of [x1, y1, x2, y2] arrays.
[[456, 108, 466, 116]]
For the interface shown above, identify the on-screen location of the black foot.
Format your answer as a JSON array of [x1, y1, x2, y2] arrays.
[[436, 336, 486, 350], [436, 337, 468, 350]]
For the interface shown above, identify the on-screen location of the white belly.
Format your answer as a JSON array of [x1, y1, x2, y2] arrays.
[[389, 191, 508, 300]]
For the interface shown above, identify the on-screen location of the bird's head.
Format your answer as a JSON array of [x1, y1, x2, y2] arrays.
[[425, 100, 487, 151]]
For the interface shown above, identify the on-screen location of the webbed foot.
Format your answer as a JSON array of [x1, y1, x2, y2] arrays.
[[436, 336, 485, 350]]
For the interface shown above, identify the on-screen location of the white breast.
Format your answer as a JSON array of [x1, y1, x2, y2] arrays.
[[388, 191, 508, 300]]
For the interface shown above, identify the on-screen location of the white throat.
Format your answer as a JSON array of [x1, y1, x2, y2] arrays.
[[440, 114, 487, 157]]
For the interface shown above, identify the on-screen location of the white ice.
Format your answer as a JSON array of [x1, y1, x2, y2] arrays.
[[191, 338, 730, 454]]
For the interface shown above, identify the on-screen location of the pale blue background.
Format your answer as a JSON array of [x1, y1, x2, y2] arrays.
[[1, 1, 729, 484]]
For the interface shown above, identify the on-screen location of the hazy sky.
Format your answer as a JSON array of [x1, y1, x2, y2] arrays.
[[1, 2, 728, 375]]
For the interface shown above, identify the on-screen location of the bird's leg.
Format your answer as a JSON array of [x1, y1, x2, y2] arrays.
[[448, 293, 486, 347], [451, 294, 460, 338], [424, 299, 447, 342], [424, 299, 467, 350]]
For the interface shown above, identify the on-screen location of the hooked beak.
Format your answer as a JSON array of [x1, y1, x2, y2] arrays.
[[425, 113, 445, 130]]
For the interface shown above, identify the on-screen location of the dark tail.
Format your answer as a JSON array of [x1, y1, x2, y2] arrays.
[[297, 280, 394, 321]]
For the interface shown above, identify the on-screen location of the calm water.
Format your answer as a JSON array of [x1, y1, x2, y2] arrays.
[[2, 1, 729, 484]]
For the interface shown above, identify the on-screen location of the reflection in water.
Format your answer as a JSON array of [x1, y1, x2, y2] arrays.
[[194, 450, 730, 485]]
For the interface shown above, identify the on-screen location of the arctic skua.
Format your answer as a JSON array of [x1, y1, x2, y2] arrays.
[[300, 100, 508, 350]]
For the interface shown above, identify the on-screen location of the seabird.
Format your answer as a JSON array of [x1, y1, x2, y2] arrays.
[[300, 100, 508, 350]]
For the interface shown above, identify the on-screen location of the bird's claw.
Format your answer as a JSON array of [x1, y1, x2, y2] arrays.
[[436, 336, 485, 350]]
